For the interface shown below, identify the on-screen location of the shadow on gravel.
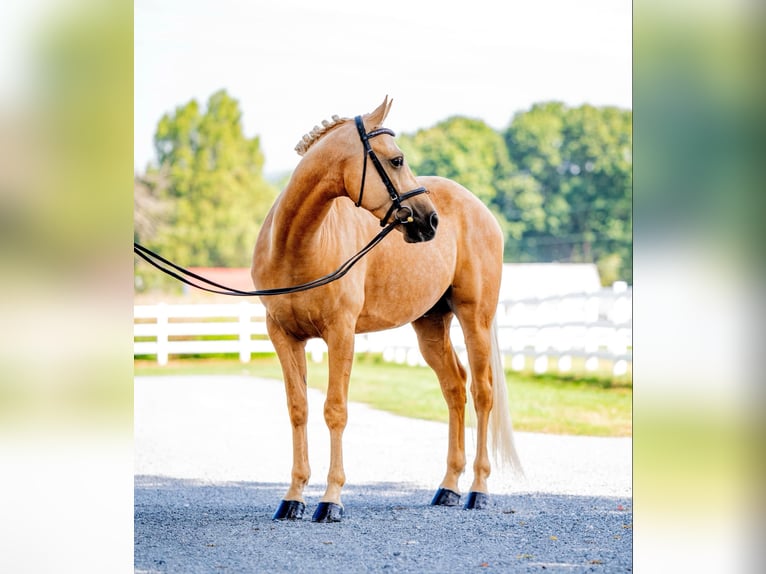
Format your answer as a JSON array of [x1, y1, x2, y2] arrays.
[[135, 475, 632, 573]]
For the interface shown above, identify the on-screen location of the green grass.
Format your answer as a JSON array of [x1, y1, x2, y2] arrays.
[[134, 354, 631, 437]]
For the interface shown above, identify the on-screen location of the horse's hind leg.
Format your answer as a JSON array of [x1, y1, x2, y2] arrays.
[[453, 305, 496, 510], [412, 312, 468, 507], [267, 316, 310, 520]]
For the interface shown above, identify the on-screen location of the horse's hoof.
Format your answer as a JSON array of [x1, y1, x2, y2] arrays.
[[463, 491, 490, 510], [272, 499, 305, 520], [311, 502, 344, 523], [430, 488, 461, 507]]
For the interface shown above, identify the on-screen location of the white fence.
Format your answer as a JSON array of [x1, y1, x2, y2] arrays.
[[134, 285, 631, 376]]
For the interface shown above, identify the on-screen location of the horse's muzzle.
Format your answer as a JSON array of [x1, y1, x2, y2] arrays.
[[403, 210, 439, 243]]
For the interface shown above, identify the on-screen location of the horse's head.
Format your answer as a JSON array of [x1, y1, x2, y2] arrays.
[[345, 97, 438, 243], [292, 98, 436, 243]]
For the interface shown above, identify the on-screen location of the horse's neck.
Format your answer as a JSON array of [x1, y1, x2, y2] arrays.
[[271, 166, 343, 257]]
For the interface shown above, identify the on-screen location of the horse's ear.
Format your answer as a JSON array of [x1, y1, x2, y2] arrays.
[[365, 96, 393, 128]]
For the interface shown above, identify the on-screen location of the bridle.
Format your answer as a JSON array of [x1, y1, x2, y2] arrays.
[[133, 115, 431, 297], [354, 115, 428, 227]]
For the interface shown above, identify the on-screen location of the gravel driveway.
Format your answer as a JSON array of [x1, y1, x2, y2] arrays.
[[135, 376, 632, 573]]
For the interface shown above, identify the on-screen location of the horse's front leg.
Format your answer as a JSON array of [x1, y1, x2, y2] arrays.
[[267, 316, 310, 520], [313, 327, 355, 523]]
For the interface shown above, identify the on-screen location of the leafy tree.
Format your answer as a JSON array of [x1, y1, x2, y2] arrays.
[[398, 116, 515, 210], [397, 104, 632, 283], [503, 103, 632, 282], [134, 168, 169, 240], [136, 90, 277, 274]]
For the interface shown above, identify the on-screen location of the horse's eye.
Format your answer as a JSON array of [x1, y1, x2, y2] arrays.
[[391, 156, 404, 168]]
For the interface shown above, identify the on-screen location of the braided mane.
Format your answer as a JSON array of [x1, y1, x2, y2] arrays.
[[294, 114, 350, 156]]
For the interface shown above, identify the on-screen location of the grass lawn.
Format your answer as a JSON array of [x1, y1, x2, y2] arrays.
[[134, 354, 631, 437]]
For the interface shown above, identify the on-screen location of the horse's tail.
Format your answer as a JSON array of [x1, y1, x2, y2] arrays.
[[489, 317, 525, 478]]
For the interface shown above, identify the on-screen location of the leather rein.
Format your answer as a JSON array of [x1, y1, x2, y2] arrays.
[[133, 115, 427, 297]]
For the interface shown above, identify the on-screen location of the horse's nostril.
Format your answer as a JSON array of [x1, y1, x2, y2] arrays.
[[429, 212, 439, 230]]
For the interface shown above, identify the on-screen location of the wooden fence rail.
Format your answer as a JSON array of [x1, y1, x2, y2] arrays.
[[135, 285, 631, 376]]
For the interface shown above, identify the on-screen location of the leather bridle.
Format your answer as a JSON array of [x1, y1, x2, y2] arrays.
[[354, 115, 428, 227], [132, 116, 432, 297]]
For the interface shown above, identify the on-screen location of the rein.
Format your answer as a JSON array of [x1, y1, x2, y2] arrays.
[[133, 222, 399, 296], [134, 115, 426, 297]]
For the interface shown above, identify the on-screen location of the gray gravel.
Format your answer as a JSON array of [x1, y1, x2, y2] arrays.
[[135, 376, 632, 573]]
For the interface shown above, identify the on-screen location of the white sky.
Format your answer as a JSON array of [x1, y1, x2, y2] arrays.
[[135, 0, 631, 175]]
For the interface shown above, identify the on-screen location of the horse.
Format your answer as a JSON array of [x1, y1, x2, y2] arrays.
[[251, 97, 522, 522]]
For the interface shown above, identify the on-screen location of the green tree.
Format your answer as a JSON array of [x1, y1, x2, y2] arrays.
[[398, 116, 515, 209], [397, 103, 632, 282], [137, 90, 277, 274], [503, 103, 632, 282]]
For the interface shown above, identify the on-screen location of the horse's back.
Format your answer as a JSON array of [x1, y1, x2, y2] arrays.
[[416, 175, 503, 247], [417, 176, 505, 311], [416, 175, 504, 266]]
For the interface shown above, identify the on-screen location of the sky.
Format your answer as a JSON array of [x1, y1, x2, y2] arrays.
[[135, 0, 632, 176]]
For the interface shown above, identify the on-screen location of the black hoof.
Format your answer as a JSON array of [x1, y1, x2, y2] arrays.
[[312, 502, 344, 523], [430, 488, 461, 507], [272, 499, 305, 520], [464, 491, 490, 510]]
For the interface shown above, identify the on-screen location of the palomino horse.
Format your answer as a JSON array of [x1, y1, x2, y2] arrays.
[[252, 97, 522, 522]]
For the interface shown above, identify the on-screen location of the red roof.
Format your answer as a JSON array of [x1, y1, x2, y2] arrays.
[[186, 268, 253, 292]]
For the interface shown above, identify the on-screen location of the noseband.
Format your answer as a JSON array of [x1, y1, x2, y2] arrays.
[[354, 115, 428, 226]]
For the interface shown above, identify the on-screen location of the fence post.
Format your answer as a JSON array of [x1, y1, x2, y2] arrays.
[[156, 302, 168, 366], [239, 302, 251, 363]]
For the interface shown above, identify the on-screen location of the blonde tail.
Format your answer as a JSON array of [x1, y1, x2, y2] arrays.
[[489, 317, 525, 478]]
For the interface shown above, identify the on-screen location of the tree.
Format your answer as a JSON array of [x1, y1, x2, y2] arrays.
[[134, 168, 170, 240], [503, 103, 632, 282], [397, 116, 515, 208], [397, 104, 632, 283], [136, 90, 277, 273]]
